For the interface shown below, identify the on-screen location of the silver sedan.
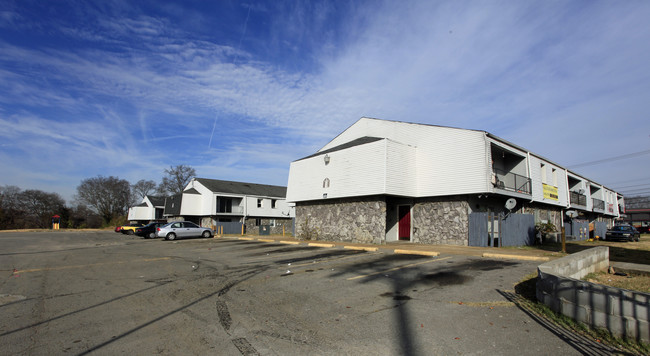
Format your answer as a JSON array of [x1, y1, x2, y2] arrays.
[[157, 221, 213, 241]]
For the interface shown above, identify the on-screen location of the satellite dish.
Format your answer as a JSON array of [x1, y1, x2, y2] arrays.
[[505, 198, 517, 210], [566, 210, 578, 218]]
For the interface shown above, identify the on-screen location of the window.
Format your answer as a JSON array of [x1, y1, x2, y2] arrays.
[[217, 197, 232, 213], [257, 198, 263, 208], [271, 199, 277, 209], [270, 219, 276, 227], [540, 164, 547, 184], [323, 178, 330, 188], [255, 218, 261, 226]]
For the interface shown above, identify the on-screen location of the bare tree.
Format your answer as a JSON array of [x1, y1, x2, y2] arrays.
[[131, 179, 157, 199], [0, 185, 24, 229], [157, 165, 196, 195], [76, 176, 131, 225], [1, 186, 65, 229], [19, 189, 65, 228]]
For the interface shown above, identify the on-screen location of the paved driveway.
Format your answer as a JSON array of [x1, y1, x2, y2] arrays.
[[0, 231, 615, 355]]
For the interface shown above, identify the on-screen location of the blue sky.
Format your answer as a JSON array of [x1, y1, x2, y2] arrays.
[[1, 0, 649, 203]]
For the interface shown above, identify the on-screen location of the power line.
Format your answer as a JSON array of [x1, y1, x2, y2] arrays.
[[567, 149, 650, 169], [610, 182, 650, 190], [619, 189, 650, 195], [604, 176, 650, 185]]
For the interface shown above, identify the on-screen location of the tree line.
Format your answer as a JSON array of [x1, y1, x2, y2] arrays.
[[0, 165, 195, 230]]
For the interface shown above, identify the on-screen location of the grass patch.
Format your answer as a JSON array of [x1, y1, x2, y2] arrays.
[[584, 271, 650, 294], [530, 236, 650, 264], [513, 273, 650, 355]]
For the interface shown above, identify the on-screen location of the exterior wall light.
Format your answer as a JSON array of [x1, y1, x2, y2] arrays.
[[324, 154, 330, 165]]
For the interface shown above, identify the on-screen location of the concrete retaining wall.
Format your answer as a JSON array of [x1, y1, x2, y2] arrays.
[[537, 246, 650, 342]]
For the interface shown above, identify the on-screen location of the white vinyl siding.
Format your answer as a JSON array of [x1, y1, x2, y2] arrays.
[[288, 121, 491, 201], [528, 156, 567, 207], [127, 205, 152, 220], [180, 193, 202, 215], [175, 179, 294, 219], [415, 130, 487, 196], [385, 140, 417, 196]]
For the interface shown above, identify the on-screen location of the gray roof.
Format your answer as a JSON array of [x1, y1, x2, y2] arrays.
[[295, 136, 384, 162], [147, 195, 166, 207], [194, 178, 287, 198], [184, 188, 201, 195]]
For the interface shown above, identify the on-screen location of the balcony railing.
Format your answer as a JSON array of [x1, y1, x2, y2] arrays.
[[492, 168, 531, 195], [570, 191, 587, 206], [216, 206, 244, 215], [592, 198, 605, 211]]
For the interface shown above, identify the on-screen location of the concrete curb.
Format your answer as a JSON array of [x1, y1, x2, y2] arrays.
[[224, 236, 553, 260], [344, 246, 379, 252], [394, 249, 439, 257], [482, 253, 550, 262], [308, 242, 335, 248]]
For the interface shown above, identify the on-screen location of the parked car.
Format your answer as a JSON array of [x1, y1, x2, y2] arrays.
[[135, 222, 167, 239], [115, 226, 122, 233], [157, 221, 213, 241], [604, 225, 640, 242], [120, 223, 144, 235], [635, 225, 650, 234]]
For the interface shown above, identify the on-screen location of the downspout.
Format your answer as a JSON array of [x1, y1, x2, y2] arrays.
[[527, 152, 533, 203], [243, 195, 248, 231], [564, 168, 570, 209], [562, 168, 570, 232]]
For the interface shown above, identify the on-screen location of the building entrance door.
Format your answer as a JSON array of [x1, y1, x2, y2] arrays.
[[398, 205, 411, 241]]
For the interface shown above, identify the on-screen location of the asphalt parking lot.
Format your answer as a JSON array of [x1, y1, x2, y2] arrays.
[[0, 231, 614, 355]]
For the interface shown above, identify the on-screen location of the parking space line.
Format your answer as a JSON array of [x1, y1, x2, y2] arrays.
[[347, 256, 452, 280], [13, 257, 172, 274]]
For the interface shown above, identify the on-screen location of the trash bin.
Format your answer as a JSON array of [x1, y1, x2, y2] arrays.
[[259, 225, 271, 236]]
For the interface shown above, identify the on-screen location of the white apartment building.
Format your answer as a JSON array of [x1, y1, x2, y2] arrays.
[[287, 117, 622, 246]]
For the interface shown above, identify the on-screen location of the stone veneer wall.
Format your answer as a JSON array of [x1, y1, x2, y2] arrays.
[[295, 196, 386, 244], [411, 197, 470, 245]]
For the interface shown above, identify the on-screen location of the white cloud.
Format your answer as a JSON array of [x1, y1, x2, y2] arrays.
[[1, 1, 649, 201]]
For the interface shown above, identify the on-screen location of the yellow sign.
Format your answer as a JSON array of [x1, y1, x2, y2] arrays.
[[543, 184, 559, 200]]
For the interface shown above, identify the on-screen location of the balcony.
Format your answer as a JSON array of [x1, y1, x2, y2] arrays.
[[570, 191, 587, 207], [492, 168, 532, 195], [216, 196, 244, 215], [216, 206, 244, 215], [592, 198, 605, 211]]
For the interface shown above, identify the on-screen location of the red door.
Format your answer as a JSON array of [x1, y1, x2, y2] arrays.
[[398, 205, 411, 241]]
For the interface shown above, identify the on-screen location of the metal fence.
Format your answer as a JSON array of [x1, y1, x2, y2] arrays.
[[564, 219, 589, 240], [469, 212, 535, 247], [214, 221, 244, 234]]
